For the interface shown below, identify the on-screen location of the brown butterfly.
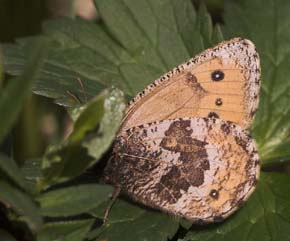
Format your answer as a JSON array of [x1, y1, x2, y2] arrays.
[[105, 38, 261, 222]]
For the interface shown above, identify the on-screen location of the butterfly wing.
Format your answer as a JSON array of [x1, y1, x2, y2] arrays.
[[105, 117, 259, 222], [121, 38, 260, 130]]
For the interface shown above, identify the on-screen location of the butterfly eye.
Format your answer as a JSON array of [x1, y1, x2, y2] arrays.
[[210, 189, 219, 199], [211, 70, 225, 81]]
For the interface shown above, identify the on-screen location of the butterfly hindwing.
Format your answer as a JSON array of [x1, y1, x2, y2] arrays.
[[105, 117, 259, 222], [121, 38, 261, 130]]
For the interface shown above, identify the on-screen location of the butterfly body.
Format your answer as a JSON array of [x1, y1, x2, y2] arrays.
[[105, 38, 261, 222]]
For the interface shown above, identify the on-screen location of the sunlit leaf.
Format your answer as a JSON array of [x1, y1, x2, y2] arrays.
[[83, 88, 126, 159]]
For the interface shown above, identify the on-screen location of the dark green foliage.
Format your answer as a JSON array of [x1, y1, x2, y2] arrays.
[[88, 200, 179, 241], [1, 0, 290, 241], [37, 219, 94, 241], [224, 0, 290, 166], [0, 39, 46, 234], [0, 39, 47, 143], [39, 185, 113, 217]]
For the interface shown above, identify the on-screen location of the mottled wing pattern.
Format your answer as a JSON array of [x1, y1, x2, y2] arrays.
[[105, 118, 259, 222], [121, 38, 260, 130]]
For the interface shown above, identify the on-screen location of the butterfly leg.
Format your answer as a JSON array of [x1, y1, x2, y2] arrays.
[[103, 186, 121, 224]]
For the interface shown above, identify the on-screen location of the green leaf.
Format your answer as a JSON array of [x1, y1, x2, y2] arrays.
[[0, 38, 47, 144], [88, 199, 179, 241], [39, 184, 113, 217], [95, 0, 189, 69], [83, 88, 126, 159], [2, 20, 132, 105], [37, 219, 94, 241], [0, 153, 33, 193], [3, 0, 219, 106], [185, 173, 290, 241], [69, 90, 106, 143], [39, 89, 125, 189], [212, 24, 224, 44], [21, 159, 42, 192], [224, 0, 290, 165], [0, 180, 42, 232], [196, 3, 213, 47], [39, 143, 90, 190]]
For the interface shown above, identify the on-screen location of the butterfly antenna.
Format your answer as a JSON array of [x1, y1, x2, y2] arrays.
[[76, 77, 88, 103], [66, 90, 82, 105]]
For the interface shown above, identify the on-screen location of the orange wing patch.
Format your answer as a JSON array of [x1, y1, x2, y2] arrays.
[[121, 38, 260, 130]]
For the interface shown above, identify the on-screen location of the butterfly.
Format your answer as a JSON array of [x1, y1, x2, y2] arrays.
[[104, 38, 261, 222]]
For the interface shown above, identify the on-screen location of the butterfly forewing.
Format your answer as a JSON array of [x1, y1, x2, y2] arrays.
[[121, 38, 260, 130], [105, 117, 259, 221]]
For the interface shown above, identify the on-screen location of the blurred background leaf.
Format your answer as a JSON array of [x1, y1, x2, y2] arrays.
[[0, 0, 50, 164], [0, 35, 48, 238], [0, 0, 47, 42], [0, 38, 47, 144], [0, 154, 33, 194], [0, 228, 17, 241]]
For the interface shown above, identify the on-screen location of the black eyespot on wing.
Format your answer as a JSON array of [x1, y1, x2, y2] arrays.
[[215, 98, 223, 106], [211, 70, 224, 81], [209, 189, 219, 199], [208, 112, 219, 118]]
